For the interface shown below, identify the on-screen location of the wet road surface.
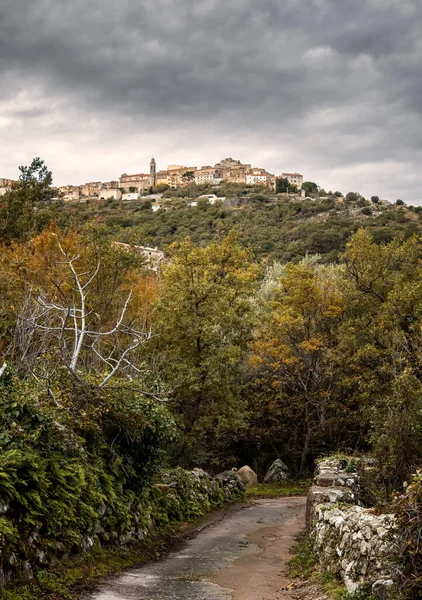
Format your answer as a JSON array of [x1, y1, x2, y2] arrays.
[[88, 497, 306, 600]]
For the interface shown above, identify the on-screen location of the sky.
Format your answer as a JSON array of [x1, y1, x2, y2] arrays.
[[1, 0, 422, 202]]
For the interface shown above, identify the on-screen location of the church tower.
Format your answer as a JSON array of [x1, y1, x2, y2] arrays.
[[150, 157, 157, 186]]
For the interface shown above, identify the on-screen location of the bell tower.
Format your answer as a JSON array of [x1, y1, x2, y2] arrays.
[[150, 157, 157, 186]]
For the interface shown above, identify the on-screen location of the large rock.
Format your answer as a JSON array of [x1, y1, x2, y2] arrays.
[[263, 459, 290, 484], [236, 465, 258, 488]]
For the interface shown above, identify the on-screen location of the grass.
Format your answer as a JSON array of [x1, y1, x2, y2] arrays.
[[245, 479, 311, 498]]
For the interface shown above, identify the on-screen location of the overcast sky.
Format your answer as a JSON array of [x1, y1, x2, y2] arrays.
[[1, 0, 421, 202]]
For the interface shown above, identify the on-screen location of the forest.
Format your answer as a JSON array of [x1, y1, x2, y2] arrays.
[[2, 159, 422, 596]]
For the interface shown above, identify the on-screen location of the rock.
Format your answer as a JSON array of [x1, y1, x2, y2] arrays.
[[263, 459, 290, 484], [216, 470, 245, 494], [372, 579, 396, 599], [236, 466, 258, 488], [34, 549, 49, 566], [80, 535, 94, 552], [21, 561, 33, 582], [7, 553, 18, 567]]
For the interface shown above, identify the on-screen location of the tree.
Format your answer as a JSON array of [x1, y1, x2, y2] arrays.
[[0, 157, 53, 242], [339, 230, 422, 487], [345, 192, 360, 203], [154, 183, 170, 193], [18, 157, 53, 203], [396, 199, 404, 206], [302, 181, 318, 195], [6, 230, 160, 401], [248, 258, 354, 474], [276, 178, 289, 193], [371, 195, 380, 204], [155, 233, 258, 467]]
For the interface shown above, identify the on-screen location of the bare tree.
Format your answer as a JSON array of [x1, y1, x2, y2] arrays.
[[15, 238, 153, 391]]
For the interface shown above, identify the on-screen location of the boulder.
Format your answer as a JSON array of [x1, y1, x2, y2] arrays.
[[263, 459, 290, 484], [236, 465, 258, 488]]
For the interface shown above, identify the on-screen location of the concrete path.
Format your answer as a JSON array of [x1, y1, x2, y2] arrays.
[[87, 497, 307, 600]]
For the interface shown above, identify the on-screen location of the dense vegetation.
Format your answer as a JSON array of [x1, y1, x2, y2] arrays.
[[65, 193, 422, 264], [2, 158, 422, 595]]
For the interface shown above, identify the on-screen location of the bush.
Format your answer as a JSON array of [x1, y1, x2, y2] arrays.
[[0, 373, 175, 563], [395, 471, 422, 598]]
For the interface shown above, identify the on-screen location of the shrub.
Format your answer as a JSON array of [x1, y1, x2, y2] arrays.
[[395, 471, 422, 598], [0, 372, 175, 561]]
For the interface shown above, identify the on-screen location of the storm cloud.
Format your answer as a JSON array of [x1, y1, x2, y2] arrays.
[[1, 0, 422, 201]]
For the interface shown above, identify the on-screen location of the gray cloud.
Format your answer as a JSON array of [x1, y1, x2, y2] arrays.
[[1, 0, 422, 201]]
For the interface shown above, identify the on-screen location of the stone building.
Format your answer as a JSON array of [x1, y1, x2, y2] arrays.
[[166, 165, 197, 188], [246, 168, 277, 191], [81, 182, 102, 197], [281, 172, 303, 188], [215, 157, 251, 184], [150, 158, 157, 186], [119, 172, 151, 193], [103, 180, 119, 189], [0, 178, 15, 196], [119, 158, 157, 193], [156, 170, 169, 186], [59, 185, 80, 202], [194, 166, 217, 185]]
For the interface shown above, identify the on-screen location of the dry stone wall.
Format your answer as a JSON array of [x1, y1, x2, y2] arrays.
[[0, 467, 244, 589], [307, 458, 401, 599]]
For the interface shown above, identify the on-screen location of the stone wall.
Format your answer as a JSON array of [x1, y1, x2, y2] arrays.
[[0, 467, 244, 589], [307, 458, 401, 599]]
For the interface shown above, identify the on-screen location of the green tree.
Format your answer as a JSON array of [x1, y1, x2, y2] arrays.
[[339, 230, 422, 487], [276, 177, 289, 193], [0, 157, 53, 243], [248, 258, 355, 474], [345, 191, 360, 203], [302, 181, 318, 195], [155, 233, 258, 467]]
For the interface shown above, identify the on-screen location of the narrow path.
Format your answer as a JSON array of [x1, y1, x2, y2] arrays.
[[88, 497, 307, 600]]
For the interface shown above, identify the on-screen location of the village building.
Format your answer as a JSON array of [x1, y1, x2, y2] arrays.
[[59, 185, 80, 202], [194, 166, 217, 185], [119, 158, 156, 193], [214, 158, 251, 184], [119, 172, 151, 193], [103, 180, 119, 189], [156, 170, 169, 185], [282, 172, 304, 188], [0, 178, 16, 196], [81, 182, 102, 197], [122, 192, 141, 202], [99, 188, 122, 201], [246, 168, 269, 186]]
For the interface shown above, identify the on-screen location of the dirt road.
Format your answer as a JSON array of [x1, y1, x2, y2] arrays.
[[88, 497, 311, 600]]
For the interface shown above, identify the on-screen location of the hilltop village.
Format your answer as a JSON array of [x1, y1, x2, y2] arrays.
[[0, 158, 304, 203]]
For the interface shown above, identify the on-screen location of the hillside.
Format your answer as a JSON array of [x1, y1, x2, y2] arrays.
[[61, 191, 422, 262]]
